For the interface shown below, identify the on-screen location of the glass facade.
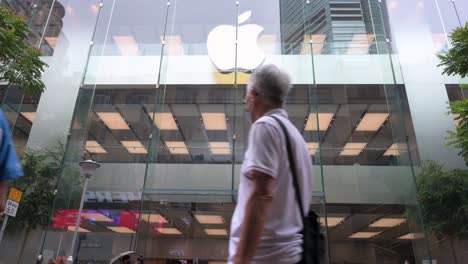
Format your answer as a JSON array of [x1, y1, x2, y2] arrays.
[[0, 0, 466, 263]]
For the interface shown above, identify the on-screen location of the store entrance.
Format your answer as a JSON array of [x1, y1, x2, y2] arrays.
[[132, 200, 420, 264]]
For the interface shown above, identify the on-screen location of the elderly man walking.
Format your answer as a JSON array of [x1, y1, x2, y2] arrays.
[[229, 64, 314, 264]]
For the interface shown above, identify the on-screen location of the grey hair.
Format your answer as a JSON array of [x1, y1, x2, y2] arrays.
[[248, 64, 292, 105]]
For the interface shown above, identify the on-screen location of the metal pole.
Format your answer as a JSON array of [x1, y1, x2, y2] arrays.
[[0, 215, 9, 244], [67, 176, 90, 264]]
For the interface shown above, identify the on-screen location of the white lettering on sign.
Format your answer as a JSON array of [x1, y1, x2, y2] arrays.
[[112, 192, 128, 203], [169, 248, 185, 257], [95, 191, 113, 203], [84, 191, 142, 203], [5, 199, 19, 217], [85, 191, 96, 202], [126, 192, 142, 201]]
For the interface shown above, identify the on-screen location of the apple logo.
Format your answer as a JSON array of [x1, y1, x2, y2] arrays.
[[207, 10, 265, 73]]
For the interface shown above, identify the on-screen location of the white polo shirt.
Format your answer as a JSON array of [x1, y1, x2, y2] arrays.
[[228, 109, 314, 264]]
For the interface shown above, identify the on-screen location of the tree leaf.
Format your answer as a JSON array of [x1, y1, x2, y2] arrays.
[[407, 161, 468, 240], [0, 7, 48, 95]]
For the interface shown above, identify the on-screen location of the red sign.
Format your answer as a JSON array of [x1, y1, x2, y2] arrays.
[[52, 210, 81, 229], [52, 209, 141, 231]]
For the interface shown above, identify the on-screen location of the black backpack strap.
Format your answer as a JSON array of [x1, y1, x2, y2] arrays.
[[270, 115, 305, 218]]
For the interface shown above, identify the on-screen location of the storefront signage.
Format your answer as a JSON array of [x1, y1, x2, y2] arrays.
[[207, 10, 265, 72], [169, 248, 185, 257], [84, 191, 142, 203], [52, 210, 140, 231]]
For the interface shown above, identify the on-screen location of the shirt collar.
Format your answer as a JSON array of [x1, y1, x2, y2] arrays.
[[264, 108, 288, 118]]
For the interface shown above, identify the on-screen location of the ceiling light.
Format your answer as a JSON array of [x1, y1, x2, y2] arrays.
[[349, 232, 380, 239], [202, 113, 227, 130], [82, 212, 113, 222], [45, 37, 58, 48], [140, 213, 168, 223], [67, 226, 90, 233], [320, 217, 345, 227], [205, 229, 228, 236], [195, 215, 224, 224], [340, 143, 367, 156], [355, 113, 389, 131], [107, 227, 135, 233], [96, 112, 130, 130], [300, 34, 325, 54], [156, 228, 182, 235], [90, 4, 99, 13], [166, 141, 189, 155], [311, 34, 326, 55], [305, 113, 334, 131], [113, 35, 139, 56], [389, 1, 398, 10], [398, 233, 423, 240], [85, 141, 107, 154], [347, 34, 375, 55], [161, 35, 185, 55], [151, 112, 178, 130], [383, 143, 407, 156], [370, 218, 405, 228], [121, 141, 148, 154], [307, 142, 319, 155], [21, 112, 36, 123], [209, 142, 231, 155]]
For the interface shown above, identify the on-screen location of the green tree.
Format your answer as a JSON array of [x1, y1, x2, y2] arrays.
[[415, 161, 468, 239], [8, 144, 64, 263], [438, 23, 468, 78], [437, 23, 468, 161], [10, 145, 64, 228], [0, 7, 47, 95], [447, 100, 468, 160], [410, 161, 468, 264]]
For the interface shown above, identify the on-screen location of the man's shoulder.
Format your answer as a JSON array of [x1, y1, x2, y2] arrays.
[[255, 115, 277, 125], [251, 116, 282, 137]]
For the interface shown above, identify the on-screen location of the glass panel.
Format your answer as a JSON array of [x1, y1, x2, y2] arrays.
[[38, 0, 167, 263], [25, 0, 64, 55], [384, 0, 465, 168], [1, 86, 25, 133], [383, 1, 466, 262], [0, 0, 38, 19], [11, 92, 41, 155], [139, 1, 238, 262], [1, 86, 41, 155], [313, 39, 431, 264], [308, 0, 430, 261], [0, 0, 46, 156], [419, 0, 462, 54], [454, 0, 468, 25]]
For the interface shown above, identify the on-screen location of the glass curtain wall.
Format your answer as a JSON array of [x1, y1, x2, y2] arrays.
[[0, 0, 55, 153], [305, 0, 430, 262], [38, 0, 432, 263], [0, 0, 104, 263]]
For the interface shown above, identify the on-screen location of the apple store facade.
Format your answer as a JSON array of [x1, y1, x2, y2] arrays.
[[0, 0, 467, 263]]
